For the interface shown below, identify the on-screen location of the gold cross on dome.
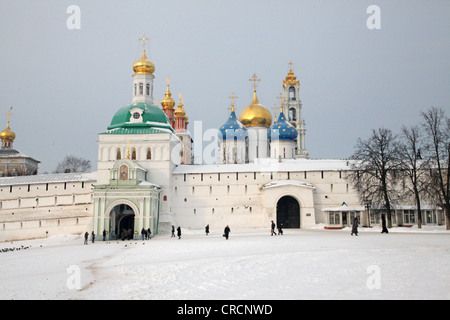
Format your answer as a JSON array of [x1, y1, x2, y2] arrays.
[[228, 92, 238, 109], [5, 107, 13, 125], [137, 32, 151, 52], [288, 61, 294, 70], [249, 73, 261, 91], [166, 77, 170, 86]]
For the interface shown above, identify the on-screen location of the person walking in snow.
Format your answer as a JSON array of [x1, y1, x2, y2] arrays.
[[91, 231, 95, 243], [177, 226, 182, 239], [84, 231, 89, 245], [351, 218, 358, 236], [381, 214, 389, 234], [171, 225, 175, 238], [205, 224, 210, 236], [141, 228, 146, 240], [147, 228, 151, 240], [271, 220, 277, 236], [224, 225, 230, 240], [277, 222, 283, 235]]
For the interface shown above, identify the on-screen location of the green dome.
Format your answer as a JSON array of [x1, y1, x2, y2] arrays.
[[107, 102, 174, 133]]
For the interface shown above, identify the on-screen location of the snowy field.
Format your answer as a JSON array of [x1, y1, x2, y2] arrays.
[[0, 226, 449, 300]]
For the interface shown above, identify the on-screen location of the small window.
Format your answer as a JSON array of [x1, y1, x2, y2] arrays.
[[139, 83, 143, 95], [116, 148, 122, 160], [146, 148, 152, 160], [132, 148, 136, 160], [146, 84, 150, 96], [133, 112, 140, 119]]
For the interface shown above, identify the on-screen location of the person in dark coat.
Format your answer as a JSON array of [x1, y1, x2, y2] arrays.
[[351, 218, 358, 236], [171, 225, 175, 238], [141, 228, 146, 240], [147, 228, 151, 239], [91, 231, 95, 243], [177, 226, 181, 239], [277, 223, 283, 235], [84, 231, 89, 245], [205, 224, 210, 236], [271, 220, 277, 236], [103, 229, 107, 241], [224, 225, 231, 240], [381, 214, 389, 234]]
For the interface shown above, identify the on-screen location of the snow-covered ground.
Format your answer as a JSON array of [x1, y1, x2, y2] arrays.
[[0, 226, 449, 300]]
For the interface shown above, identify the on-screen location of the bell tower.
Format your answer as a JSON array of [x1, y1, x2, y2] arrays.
[[282, 62, 308, 158]]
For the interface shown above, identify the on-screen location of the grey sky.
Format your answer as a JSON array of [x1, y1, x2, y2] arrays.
[[1, 0, 449, 173]]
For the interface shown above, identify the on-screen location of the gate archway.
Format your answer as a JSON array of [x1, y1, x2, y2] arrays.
[[109, 204, 135, 240], [276, 196, 300, 228]]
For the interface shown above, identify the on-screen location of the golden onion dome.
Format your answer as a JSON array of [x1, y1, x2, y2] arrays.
[[0, 124, 16, 142], [239, 91, 272, 128], [283, 64, 300, 88], [175, 98, 188, 119], [160, 80, 175, 110], [132, 50, 155, 75]]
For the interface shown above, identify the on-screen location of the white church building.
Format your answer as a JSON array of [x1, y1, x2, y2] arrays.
[[0, 42, 445, 242]]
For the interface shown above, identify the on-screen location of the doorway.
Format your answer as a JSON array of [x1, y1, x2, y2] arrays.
[[276, 196, 300, 228], [109, 204, 135, 240]]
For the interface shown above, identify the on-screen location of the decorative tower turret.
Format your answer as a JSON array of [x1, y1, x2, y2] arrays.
[[131, 33, 155, 104], [282, 62, 308, 158], [160, 77, 176, 128]]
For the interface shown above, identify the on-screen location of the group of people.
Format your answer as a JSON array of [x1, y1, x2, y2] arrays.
[[270, 220, 283, 236], [351, 214, 389, 236]]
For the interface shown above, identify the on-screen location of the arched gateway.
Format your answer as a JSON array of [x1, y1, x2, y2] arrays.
[[276, 196, 300, 228], [110, 204, 135, 240]]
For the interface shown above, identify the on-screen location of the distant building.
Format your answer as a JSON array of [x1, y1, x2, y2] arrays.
[[0, 110, 39, 177]]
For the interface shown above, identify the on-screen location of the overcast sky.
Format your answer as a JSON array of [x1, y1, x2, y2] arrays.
[[1, 0, 449, 173]]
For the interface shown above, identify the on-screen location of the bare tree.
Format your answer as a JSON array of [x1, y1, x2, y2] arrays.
[[421, 107, 450, 229], [397, 125, 428, 228], [349, 128, 400, 228], [55, 155, 91, 173]]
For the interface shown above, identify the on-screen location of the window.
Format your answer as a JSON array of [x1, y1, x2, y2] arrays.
[[288, 108, 296, 121], [404, 210, 415, 224], [133, 112, 140, 119], [139, 83, 143, 95], [132, 148, 136, 160], [329, 212, 340, 225], [146, 84, 150, 96], [116, 148, 122, 160], [146, 148, 152, 160], [289, 87, 296, 100], [134, 84, 137, 96]]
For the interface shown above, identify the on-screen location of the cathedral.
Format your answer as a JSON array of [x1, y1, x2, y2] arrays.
[[0, 38, 445, 242]]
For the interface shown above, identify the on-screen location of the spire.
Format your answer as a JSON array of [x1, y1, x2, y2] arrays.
[[1, 107, 16, 148]]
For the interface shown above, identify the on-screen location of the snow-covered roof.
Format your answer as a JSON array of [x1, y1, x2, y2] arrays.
[[173, 158, 353, 174], [0, 172, 97, 186]]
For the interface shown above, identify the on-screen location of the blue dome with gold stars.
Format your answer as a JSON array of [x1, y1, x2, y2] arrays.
[[219, 109, 248, 141], [268, 109, 298, 142]]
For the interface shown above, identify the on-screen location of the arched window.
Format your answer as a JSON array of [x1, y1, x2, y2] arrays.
[[146, 148, 152, 160], [116, 148, 122, 160], [289, 87, 296, 100], [139, 83, 143, 95], [134, 84, 137, 96], [132, 148, 136, 160], [289, 108, 296, 121], [146, 84, 150, 96]]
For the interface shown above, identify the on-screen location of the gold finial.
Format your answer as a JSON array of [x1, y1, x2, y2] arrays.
[[249, 73, 261, 92], [276, 92, 284, 112], [126, 140, 130, 159], [178, 93, 183, 104], [5, 107, 13, 127], [166, 77, 170, 86], [228, 92, 238, 112], [137, 32, 151, 54], [271, 104, 278, 122], [288, 61, 294, 71]]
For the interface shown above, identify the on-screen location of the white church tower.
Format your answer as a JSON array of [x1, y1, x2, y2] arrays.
[[131, 34, 155, 105], [282, 63, 308, 158]]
